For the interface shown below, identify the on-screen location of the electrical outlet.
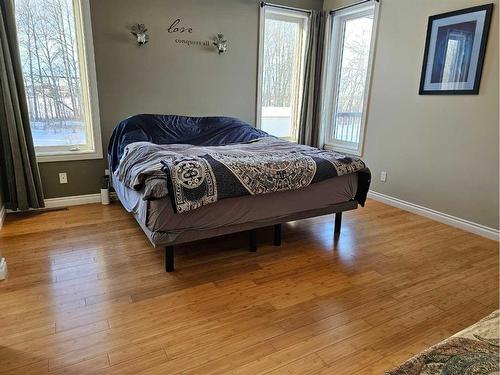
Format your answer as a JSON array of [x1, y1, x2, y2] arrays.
[[59, 172, 68, 184], [104, 169, 110, 176], [380, 171, 387, 182]]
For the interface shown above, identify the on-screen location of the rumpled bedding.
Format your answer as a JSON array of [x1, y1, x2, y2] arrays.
[[116, 137, 368, 213], [108, 114, 269, 172]]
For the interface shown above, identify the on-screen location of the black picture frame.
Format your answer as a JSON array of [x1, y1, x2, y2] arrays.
[[419, 3, 493, 95]]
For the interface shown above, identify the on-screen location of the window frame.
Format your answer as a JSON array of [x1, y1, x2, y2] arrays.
[[323, 1, 379, 156], [17, 0, 102, 163], [256, 5, 310, 142]]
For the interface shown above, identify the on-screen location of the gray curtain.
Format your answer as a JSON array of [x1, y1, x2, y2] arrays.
[[298, 10, 328, 148], [0, 0, 44, 210]]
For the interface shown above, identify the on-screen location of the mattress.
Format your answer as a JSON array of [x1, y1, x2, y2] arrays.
[[112, 173, 358, 243]]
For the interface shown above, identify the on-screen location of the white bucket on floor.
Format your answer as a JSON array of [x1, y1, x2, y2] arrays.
[[101, 189, 110, 205], [0, 258, 8, 280]]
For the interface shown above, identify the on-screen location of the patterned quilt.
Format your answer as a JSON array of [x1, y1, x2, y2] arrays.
[[116, 137, 368, 213], [386, 310, 499, 375]]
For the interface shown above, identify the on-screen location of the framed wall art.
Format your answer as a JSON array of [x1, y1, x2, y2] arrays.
[[419, 4, 493, 95]]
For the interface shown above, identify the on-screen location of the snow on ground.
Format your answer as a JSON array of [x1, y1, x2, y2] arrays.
[[31, 121, 86, 147]]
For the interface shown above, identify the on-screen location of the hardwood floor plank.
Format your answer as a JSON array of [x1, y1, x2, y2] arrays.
[[104, 350, 168, 375], [0, 360, 49, 375], [48, 354, 109, 374], [231, 319, 371, 374], [265, 352, 327, 375]]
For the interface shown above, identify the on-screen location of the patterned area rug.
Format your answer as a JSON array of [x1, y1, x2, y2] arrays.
[[386, 310, 499, 375]]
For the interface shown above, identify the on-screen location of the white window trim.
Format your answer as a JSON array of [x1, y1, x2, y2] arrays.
[[323, 1, 380, 156], [256, 4, 310, 141], [256, 4, 266, 129], [35, 0, 102, 163]]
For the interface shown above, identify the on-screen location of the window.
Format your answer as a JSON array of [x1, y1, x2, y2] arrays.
[[257, 6, 309, 141], [15, 0, 101, 162], [324, 2, 378, 155]]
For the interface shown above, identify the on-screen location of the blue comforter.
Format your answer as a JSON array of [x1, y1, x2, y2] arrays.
[[108, 114, 269, 172]]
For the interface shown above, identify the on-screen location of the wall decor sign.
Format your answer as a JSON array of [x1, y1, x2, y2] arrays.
[[128, 18, 227, 53], [167, 19, 193, 34], [167, 18, 212, 48], [419, 4, 493, 95], [175, 39, 211, 47]]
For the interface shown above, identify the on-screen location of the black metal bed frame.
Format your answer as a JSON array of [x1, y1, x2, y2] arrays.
[[162, 210, 346, 272]]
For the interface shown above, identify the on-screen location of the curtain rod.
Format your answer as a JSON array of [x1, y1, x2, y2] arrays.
[[329, 0, 379, 14], [260, 2, 312, 15]]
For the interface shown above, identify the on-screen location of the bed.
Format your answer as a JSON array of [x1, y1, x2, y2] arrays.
[[108, 114, 371, 272]]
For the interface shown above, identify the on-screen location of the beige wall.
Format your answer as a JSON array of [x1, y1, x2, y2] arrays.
[[39, 0, 322, 198], [324, 0, 499, 229]]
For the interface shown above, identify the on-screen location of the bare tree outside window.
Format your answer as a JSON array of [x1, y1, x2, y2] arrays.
[[259, 10, 308, 140], [15, 0, 86, 148], [262, 18, 299, 109], [333, 15, 373, 144]]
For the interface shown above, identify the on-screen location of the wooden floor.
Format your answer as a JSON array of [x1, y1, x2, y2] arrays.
[[0, 199, 498, 374]]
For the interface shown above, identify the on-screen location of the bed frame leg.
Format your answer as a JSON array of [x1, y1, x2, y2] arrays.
[[273, 224, 282, 246], [249, 229, 257, 252], [165, 246, 174, 272], [334, 212, 342, 237]]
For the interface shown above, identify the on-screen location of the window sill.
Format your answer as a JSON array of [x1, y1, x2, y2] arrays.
[[280, 137, 297, 143], [36, 149, 103, 163], [324, 143, 363, 157]]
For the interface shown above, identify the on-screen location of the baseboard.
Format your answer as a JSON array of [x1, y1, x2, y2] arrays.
[[368, 191, 499, 241], [0, 205, 5, 229], [44, 193, 102, 208], [4, 193, 103, 213]]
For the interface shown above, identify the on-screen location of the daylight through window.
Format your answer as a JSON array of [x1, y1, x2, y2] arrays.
[[325, 2, 377, 155], [258, 6, 309, 141], [15, 0, 101, 160]]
